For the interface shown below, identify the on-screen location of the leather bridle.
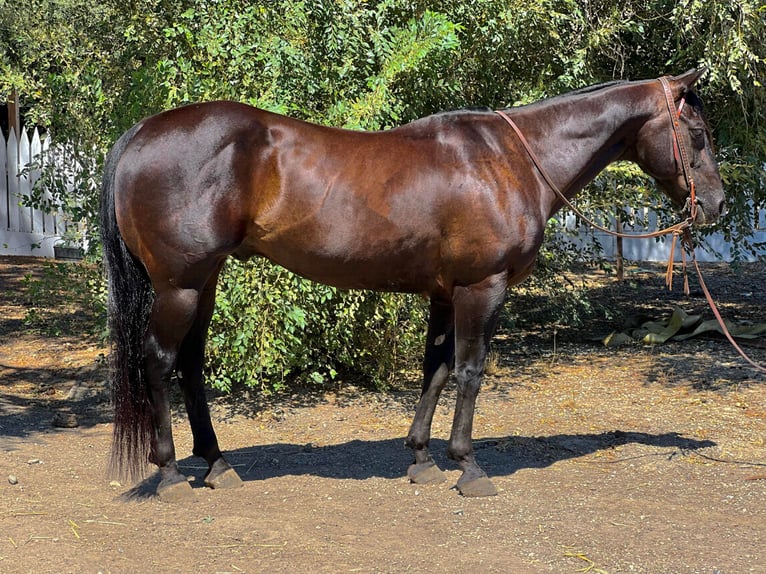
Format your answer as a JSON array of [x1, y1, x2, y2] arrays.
[[659, 76, 698, 222]]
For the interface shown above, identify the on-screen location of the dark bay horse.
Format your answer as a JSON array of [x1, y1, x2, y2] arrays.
[[101, 69, 724, 501]]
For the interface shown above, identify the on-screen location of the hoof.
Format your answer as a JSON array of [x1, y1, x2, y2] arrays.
[[407, 461, 447, 485], [456, 475, 497, 497], [204, 460, 244, 490], [157, 478, 194, 503]]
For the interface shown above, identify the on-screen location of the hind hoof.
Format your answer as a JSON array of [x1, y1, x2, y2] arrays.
[[157, 478, 194, 502], [456, 475, 497, 497], [407, 461, 447, 485], [204, 461, 244, 490]]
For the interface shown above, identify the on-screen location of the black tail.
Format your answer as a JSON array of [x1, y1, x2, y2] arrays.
[[100, 123, 155, 482]]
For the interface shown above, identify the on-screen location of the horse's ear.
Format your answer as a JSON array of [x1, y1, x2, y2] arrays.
[[670, 67, 707, 96]]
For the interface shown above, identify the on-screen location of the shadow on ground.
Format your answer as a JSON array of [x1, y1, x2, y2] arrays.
[[0, 362, 110, 439], [120, 430, 716, 501]]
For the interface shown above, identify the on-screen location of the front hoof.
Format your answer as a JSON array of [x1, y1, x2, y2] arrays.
[[204, 460, 244, 490], [456, 474, 497, 497], [407, 461, 447, 485], [157, 478, 194, 502]]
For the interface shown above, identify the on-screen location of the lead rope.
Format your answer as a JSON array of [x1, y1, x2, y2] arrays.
[[682, 230, 766, 373]]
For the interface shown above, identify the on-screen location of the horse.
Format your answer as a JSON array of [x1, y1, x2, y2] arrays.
[[100, 69, 724, 501]]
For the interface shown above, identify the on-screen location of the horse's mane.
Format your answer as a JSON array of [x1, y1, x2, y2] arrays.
[[513, 79, 631, 112], [428, 80, 632, 120], [431, 106, 494, 119], [426, 78, 705, 122], [565, 80, 629, 96]]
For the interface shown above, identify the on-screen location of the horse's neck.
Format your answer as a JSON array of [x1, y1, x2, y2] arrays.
[[514, 84, 654, 214]]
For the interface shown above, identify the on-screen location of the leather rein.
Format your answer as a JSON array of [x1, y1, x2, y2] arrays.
[[495, 78, 766, 373], [495, 78, 696, 240]]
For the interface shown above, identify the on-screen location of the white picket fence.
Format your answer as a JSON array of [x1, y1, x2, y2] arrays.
[[0, 126, 76, 257], [561, 205, 766, 262]]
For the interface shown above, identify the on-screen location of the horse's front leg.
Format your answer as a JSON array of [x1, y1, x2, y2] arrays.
[[448, 274, 507, 497], [405, 296, 455, 484]]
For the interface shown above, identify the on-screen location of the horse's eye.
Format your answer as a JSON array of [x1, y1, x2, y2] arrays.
[[690, 128, 705, 150]]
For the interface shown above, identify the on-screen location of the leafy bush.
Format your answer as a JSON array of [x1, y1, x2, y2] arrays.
[[22, 260, 107, 339], [207, 258, 426, 392]]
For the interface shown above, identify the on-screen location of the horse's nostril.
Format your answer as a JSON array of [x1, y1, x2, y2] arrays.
[[717, 199, 725, 215]]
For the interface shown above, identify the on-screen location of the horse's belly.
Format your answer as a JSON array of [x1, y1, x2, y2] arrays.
[[235, 232, 440, 293]]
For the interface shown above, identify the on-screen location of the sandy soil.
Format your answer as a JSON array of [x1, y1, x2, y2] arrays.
[[1, 256, 764, 573]]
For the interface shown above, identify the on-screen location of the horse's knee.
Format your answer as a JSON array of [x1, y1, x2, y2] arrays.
[[454, 361, 484, 393]]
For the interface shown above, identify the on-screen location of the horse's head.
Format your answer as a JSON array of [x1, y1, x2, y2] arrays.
[[629, 69, 725, 225]]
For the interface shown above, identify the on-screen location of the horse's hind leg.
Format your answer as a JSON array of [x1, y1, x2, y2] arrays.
[[448, 273, 507, 497], [176, 265, 243, 490], [143, 286, 202, 502], [405, 296, 455, 484]]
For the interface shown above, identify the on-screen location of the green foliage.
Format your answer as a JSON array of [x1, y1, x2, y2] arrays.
[[207, 259, 426, 393], [3, 0, 765, 393], [151, 1, 461, 128], [21, 260, 107, 339]]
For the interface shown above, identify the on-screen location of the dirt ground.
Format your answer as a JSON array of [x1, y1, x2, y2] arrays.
[[1, 256, 764, 574]]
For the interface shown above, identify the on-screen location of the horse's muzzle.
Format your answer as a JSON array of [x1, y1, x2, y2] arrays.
[[693, 193, 726, 226]]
